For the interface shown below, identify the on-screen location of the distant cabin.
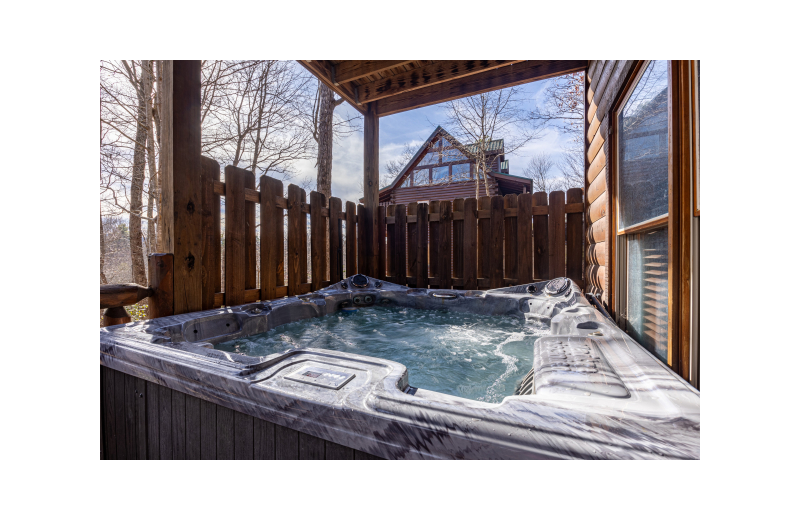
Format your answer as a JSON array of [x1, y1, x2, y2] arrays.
[[374, 127, 532, 206]]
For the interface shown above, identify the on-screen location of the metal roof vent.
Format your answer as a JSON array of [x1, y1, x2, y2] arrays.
[[351, 274, 369, 288], [544, 278, 570, 297]]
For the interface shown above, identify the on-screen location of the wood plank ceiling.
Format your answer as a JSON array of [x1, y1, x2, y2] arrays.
[[298, 60, 588, 117]]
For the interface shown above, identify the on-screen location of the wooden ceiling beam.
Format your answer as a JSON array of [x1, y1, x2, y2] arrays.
[[333, 60, 415, 85], [373, 60, 588, 117], [297, 60, 366, 115], [357, 60, 525, 104]]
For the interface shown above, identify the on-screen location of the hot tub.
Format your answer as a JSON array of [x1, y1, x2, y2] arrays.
[[99, 274, 700, 459]]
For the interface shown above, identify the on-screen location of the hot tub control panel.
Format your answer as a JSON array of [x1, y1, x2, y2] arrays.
[[285, 365, 356, 390]]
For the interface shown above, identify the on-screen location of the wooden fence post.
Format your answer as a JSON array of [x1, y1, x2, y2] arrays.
[[357, 204, 367, 275], [407, 203, 418, 285], [288, 184, 306, 296], [462, 198, 478, 290], [438, 200, 452, 289], [245, 170, 257, 292], [310, 191, 326, 291], [429, 201, 440, 288], [260, 176, 284, 300], [533, 191, 549, 280], [345, 202, 357, 278], [548, 190, 566, 279], [378, 205, 386, 280], [489, 195, 504, 288], [386, 205, 395, 283], [517, 193, 533, 285], [148, 253, 174, 319], [416, 203, 428, 289], [394, 204, 407, 286], [225, 166, 247, 306], [477, 196, 491, 288], [329, 197, 343, 284], [200, 157, 219, 310], [452, 199, 464, 286], [566, 188, 585, 287], [504, 194, 518, 283]]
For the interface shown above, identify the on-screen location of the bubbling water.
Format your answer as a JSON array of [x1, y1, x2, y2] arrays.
[[216, 306, 547, 404]]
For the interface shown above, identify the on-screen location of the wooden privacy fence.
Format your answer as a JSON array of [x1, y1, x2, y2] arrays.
[[201, 157, 585, 312]]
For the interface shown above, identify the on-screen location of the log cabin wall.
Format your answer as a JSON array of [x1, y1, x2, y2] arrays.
[[584, 60, 636, 307], [390, 179, 499, 205]]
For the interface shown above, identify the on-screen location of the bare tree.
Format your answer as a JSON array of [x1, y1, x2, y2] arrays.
[[523, 152, 559, 194], [528, 72, 585, 143], [381, 142, 417, 188], [558, 145, 585, 190], [442, 87, 539, 197]]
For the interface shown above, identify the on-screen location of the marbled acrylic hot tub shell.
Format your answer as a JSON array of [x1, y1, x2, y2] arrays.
[[100, 275, 700, 459]]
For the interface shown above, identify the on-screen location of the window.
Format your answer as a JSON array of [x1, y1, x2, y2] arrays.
[[615, 60, 671, 363], [451, 163, 471, 181], [432, 166, 449, 184], [414, 169, 430, 185]]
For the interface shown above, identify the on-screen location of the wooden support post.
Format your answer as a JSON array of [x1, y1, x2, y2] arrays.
[[260, 176, 284, 300], [225, 166, 247, 306], [200, 157, 219, 310], [329, 197, 343, 284], [462, 198, 478, 290], [163, 60, 202, 315], [566, 188, 584, 287], [415, 203, 428, 289], [548, 190, 566, 280], [345, 201, 357, 278], [310, 191, 326, 291], [533, 192, 549, 280], [147, 253, 174, 319], [288, 184, 306, 296], [363, 103, 380, 277], [517, 193, 533, 285]]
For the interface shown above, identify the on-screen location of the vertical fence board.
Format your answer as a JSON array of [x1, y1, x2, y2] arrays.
[[533, 192, 549, 280], [517, 193, 533, 285], [171, 390, 186, 460], [310, 191, 327, 291], [566, 188, 584, 286], [245, 170, 256, 291], [477, 197, 492, 284], [548, 191, 566, 279], [504, 194, 518, 282], [329, 197, 343, 284], [275, 425, 299, 460], [394, 204, 407, 286], [260, 176, 284, 300], [200, 398, 217, 460], [185, 395, 201, 460], [346, 202, 357, 278], [123, 374, 136, 460], [216, 406, 234, 460], [357, 204, 367, 275], [200, 156, 219, 310], [254, 418, 275, 460], [234, 411, 254, 460], [288, 184, 305, 296], [428, 201, 440, 287], [386, 205, 395, 282], [490, 196, 505, 288], [438, 201, 452, 289], [452, 199, 464, 283], [114, 370, 128, 459], [158, 384, 172, 460], [407, 203, 418, 283], [416, 203, 429, 289], [378, 205, 387, 280], [462, 198, 478, 290], [145, 380, 159, 460], [224, 166, 247, 306], [298, 432, 326, 460]]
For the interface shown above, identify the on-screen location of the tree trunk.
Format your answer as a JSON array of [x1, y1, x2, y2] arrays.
[[316, 83, 335, 200], [130, 72, 148, 286], [144, 60, 158, 257], [100, 212, 109, 284]]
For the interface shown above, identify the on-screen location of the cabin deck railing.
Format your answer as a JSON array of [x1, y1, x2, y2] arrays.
[[100, 157, 585, 323]]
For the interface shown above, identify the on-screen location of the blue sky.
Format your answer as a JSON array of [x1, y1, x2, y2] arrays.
[[293, 77, 578, 203]]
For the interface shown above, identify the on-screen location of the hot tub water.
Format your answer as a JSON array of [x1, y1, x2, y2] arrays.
[[216, 306, 547, 403]]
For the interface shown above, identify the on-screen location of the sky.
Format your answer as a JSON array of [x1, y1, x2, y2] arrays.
[[291, 77, 578, 203]]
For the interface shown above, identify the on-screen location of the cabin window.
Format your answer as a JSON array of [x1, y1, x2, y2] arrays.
[[615, 60, 671, 363], [414, 169, 430, 185], [432, 166, 449, 184], [451, 163, 471, 181], [401, 178, 411, 188]]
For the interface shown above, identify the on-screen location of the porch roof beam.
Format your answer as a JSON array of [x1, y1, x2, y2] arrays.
[[334, 60, 415, 85]]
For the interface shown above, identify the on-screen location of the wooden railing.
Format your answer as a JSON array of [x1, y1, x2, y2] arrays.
[[101, 157, 585, 324]]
